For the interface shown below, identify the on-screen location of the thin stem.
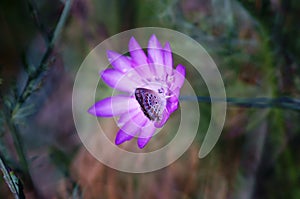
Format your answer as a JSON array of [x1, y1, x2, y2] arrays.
[[50, 0, 72, 48], [11, 0, 72, 168], [7, 122, 29, 174], [0, 155, 25, 199], [17, 0, 72, 107], [3, 110, 37, 197], [3, 0, 72, 195], [180, 96, 300, 111]]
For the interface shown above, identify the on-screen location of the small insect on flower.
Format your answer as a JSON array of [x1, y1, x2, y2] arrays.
[[88, 34, 186, 148]]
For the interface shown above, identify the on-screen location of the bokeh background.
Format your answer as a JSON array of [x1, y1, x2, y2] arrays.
[[1, 0, 300, 198]]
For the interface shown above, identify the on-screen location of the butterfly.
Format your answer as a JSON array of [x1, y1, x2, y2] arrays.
[[135, 88, 168, 127]]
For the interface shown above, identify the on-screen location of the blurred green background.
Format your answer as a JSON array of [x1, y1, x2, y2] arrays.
[[0, 0, 300, 198]]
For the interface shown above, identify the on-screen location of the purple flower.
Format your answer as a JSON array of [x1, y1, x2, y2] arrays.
[[88, 35, 186, 148]]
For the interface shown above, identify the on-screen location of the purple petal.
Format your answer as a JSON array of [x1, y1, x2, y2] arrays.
[[152, 63, 166, 81], [172, 87, 180, 98], [107, 50, 132, 73], [88, 96, 139, 117], [118, 108, 140, 126], [147, 35, 164, 65], [170, 64, 185, 91], [131, 111, 148, 127], [129, 37, 148, 67], [137, 122, 156, 148], [166, 95, 179, 114], [118, 115, 145, 138], [129, 37, 153, 78], [115, 129, 134, 145], [163, 42, 173, 76], [147, 35, 165, 78], [115, 111, 147, 145], [106, 51, 145, 83], [101, 69, 138, 92]]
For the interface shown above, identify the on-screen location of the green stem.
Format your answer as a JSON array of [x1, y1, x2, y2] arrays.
[[0, 155, 25, 199], [3, 114, 36, 198], [18, 0, 72, 106], [3, 0, 72, 196], [7, 121, 28, 174], [11, 0, 72, 168]]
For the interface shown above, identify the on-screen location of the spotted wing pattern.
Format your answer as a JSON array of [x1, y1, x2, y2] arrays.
[[135, 88, 165, 122]]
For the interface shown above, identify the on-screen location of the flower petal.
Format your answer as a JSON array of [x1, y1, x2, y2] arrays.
[[148, 35, 165, 78], [88, 96, 139, 117], [118, 108, 140, 127], [172, 87, 180, 98], [131, 111, 148, 128], [171, 64, 186, 91], [118, 113, 146, 138], [115, 112, 147, 145], [129, 37, 148, 67], [163, 42, 173, 76], [101, 69, 138, 92], [148, 34, 164, 66], [137, 122, 156, 148], [115, 129, 134, 145], [166, 95, 179, 114], [107, 50, 132, 73], [128, 36, 153, 79], [106, 51, 145, 84]]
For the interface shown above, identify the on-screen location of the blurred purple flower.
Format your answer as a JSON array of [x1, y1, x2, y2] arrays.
[[88, 35, 185, 148]]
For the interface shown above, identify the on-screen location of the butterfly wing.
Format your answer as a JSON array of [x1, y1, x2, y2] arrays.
[[135, 88, 166, 122]]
